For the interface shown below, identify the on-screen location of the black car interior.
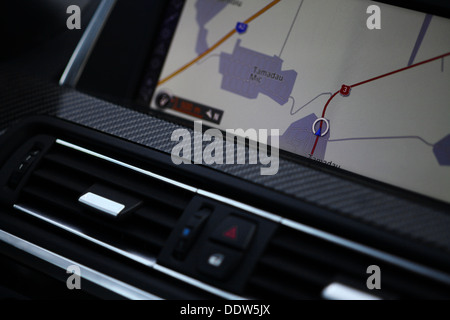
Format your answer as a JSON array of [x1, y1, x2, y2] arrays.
[[0, 0, 449, 300]]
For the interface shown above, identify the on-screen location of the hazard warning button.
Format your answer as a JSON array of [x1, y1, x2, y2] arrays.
[[210, 216, 256, 250]]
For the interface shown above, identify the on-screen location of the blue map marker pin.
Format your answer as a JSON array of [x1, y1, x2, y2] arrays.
[[236, 22, 248, 34]]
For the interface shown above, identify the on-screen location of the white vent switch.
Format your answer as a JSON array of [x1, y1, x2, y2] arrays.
[[79, 192, 125, 217]]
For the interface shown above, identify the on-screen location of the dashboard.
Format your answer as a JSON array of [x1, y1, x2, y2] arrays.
[[0, 0, 450, 301]]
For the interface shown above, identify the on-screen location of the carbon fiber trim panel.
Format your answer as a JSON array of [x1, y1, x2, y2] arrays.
[[1, 69, 449, 251]]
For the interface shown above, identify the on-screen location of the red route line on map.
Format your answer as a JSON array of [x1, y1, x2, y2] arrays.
[[310, 51, 450, 156]]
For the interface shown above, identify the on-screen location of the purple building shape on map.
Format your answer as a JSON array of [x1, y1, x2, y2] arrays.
[[433, 134, 450, 166], [195, 0, 227, 55], [278, 113, 329, 160], [219, 40, 297, 105]]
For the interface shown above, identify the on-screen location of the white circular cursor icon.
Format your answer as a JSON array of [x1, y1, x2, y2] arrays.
[[312, 118, 330, 137]]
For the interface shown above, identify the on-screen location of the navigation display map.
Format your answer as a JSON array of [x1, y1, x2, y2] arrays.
[[151, 0, 450, 204]]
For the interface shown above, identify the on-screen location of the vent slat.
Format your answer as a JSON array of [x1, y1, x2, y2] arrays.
[[258, 251, 332, 287], [21, 184, 169, 251], [17, 142, 190, 259], [44, 150, 191, 210], [134, 206, 179, 230], [22, 181, 80, 214], [29, 171, 179, 232], [247, 271, 315, 299], [246, 226, 450, 299], [245, 227, 371, 299], [270, 232, 369, 274], [33, 165, 92, 194]]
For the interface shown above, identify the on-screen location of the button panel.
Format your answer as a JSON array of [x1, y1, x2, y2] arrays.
[[157, 196, 278, 294]]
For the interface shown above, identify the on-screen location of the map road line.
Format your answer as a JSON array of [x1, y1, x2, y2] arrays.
[[157, 0, 282, 86], [279, 0, 304, 57], [408, 14, 432, 67]]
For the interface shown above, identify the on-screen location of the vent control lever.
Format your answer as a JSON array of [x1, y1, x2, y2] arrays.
[[78, 184, 142, 218]]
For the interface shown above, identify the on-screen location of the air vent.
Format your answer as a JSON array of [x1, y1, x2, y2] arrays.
[[245, 226, 450, 299], [15, 140, 194, 260]]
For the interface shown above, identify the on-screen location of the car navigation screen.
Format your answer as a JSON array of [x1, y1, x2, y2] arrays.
[[146, 0, 450, 204]]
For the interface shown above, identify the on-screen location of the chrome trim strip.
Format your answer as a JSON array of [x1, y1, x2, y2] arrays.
[[13, 204, 245, 299], [0, 229, 161, 300], [322, 283, 381, 300], [56, 139, 198, 193], [52, 139, 450, 289], [59, 0, 117, 86], [282, 219, 450, 286], [79, 192, 125, 217], [201, 190, 450, 286], [14, 204, 156, 268], [153, 264, 246, 300]]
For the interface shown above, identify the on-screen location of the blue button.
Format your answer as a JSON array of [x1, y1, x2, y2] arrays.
[[182, 227, 191, 237]]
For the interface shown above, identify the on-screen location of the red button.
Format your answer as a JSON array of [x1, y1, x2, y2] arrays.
[[210, 216, 256, 250], [223, 226, 238, 239]]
